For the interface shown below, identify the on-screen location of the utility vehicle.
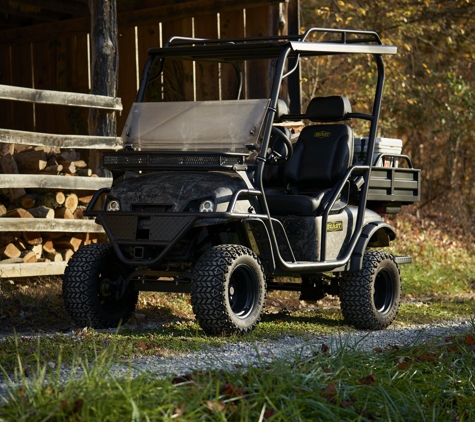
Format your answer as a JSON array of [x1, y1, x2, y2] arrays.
[[63, 28, 421, 335]]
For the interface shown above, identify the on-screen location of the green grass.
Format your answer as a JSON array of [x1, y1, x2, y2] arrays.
[[2, 329, 475, 421], [1, 211, 475, 419]]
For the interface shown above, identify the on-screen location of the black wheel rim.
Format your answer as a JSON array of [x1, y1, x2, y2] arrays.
[[228, 264, 257, 319], [373, 268, 394, 315], [97, 265, 126, 311]]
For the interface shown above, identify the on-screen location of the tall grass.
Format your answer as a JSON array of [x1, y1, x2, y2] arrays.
[[1, 328, 475, 421]]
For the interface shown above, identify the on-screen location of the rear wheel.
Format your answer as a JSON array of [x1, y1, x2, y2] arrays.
[[191, 245, 266, 335], [63, 243, 138, 329], [339, 250, 401, 330]]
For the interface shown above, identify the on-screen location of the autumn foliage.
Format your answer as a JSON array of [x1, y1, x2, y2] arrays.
[[300, 0, 475, 226]]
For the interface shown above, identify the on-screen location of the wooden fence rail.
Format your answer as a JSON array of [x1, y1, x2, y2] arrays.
[[0, 85, 121, 278]]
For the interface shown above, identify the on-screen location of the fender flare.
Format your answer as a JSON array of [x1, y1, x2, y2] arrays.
[[241, 217, 276, 273], [348, 221, 396, 271]]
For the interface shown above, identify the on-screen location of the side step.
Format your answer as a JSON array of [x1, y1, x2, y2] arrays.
[[394, 255, 412, 265]]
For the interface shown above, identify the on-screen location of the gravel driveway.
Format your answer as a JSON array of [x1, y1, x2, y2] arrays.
[[0, 318, 472, 401]]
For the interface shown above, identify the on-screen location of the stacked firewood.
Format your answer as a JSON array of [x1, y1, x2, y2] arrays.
[[0, 146, 108, 264], [0, 231, 106, 264]]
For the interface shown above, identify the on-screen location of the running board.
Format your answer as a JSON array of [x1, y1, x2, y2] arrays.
[[395, 255, 412, 265]]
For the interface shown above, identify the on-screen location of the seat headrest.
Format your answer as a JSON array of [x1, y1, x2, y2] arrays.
[[274, 99, 290, 122], [306, 96, 352, 122]]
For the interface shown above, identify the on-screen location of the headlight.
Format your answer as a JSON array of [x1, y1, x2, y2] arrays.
[[106, 199, 121, 211], [199, 199, 214, 213]]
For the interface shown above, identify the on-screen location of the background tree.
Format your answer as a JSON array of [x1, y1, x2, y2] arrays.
[[299, 0, 475, 224]]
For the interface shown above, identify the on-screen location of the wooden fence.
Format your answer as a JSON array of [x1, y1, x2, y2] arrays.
[[0, 84, 121, 278]]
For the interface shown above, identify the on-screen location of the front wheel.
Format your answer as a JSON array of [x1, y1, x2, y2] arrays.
[[63, 243, 138, 329], [339, 250, 401, 330], [191, 245, 266, 335]]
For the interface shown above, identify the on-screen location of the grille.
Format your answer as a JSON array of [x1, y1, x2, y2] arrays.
[[131, 204, 173, 212], [103, 155, 148, 165]]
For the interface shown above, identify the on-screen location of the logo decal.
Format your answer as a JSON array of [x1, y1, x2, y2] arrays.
[[313, 131, 331, 138], [327, 221, 343, 232]]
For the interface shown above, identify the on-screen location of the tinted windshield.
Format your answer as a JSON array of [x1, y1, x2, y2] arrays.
[[121, 99, 269, 153]]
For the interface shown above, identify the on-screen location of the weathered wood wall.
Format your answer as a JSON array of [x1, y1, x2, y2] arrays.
[[0, 4, 290, 137]]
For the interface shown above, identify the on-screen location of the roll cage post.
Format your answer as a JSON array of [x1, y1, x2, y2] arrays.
[[256, 47, 387, 273]]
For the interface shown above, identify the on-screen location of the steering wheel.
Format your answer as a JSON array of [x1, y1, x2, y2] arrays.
[[266, 127, 294, 164]]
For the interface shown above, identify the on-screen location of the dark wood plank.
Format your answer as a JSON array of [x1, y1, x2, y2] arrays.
[[0, 0, 286, 45], [117, 26, 137, 131], [0, 44, 13, 130], [194, 14, 219, 101], [161, 18, 194, 101], [10, 43, 34, 131], [219, 9, 245, 100], [243, 5, 272, 99], [66, 34, 90, 135]]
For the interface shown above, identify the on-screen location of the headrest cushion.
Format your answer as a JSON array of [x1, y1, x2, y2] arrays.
[[306, 96, 352, 121]]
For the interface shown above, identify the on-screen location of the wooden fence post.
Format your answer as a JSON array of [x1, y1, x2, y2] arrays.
[[88, 0, 119, 176]]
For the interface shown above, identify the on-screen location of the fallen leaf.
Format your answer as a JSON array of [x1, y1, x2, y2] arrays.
[[319, 383, 338, 402], [137, 341, 148, 351], [264, 408, 277, 419], [221, 383, 245, 397], [465, 334, 475, 345], [358, 373, 376, 386], [206, 400, 225, 413]]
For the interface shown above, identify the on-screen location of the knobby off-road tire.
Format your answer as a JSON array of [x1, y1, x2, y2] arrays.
[[191, 245, 266, 335], [63, 243, 138, 329], [339, 250, 401, 330]]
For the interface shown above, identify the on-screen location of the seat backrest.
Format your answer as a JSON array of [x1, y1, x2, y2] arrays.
[[262, 126, 292, 188], [285, 96, 354, 193]]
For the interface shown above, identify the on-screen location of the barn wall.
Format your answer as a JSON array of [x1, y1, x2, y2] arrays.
[[0, 4, 289, 136]]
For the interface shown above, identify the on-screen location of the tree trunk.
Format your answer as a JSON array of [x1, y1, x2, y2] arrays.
[[88, 0, 119, 176]]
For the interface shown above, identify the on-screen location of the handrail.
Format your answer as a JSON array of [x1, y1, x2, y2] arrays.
[[0, 84, 122, 111]]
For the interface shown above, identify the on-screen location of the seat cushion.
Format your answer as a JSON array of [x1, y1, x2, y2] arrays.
[[265, 189, 330, 216]]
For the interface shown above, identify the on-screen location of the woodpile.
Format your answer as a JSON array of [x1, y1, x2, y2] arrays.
[[0, 145, 108, 264]]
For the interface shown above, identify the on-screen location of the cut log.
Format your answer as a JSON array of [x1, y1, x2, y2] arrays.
[[54, 207, 74, 219], [3, 208, 33, 218], [0, 243, 21, 259], [73, 205, 87, 219], [64, 193, 79, 212], [23, 232, 43, 246], [42, 239, 56, 254], [0, 204, 6, 216], [75, 191, 94, 205], [0, 233, 19, 248], [21, 250, 38, 263], [56, 150, 81, 163], [0, 143, 14, 156], [14, 150, 47, 173], [28, 206, 55, 219], [40, 164, 63, 174], [54, 234, 83, 252], [45, 251, 63, 262], [61, 162, 77, 174], [40, 191, 66, 208], [19, 193, 39, 209], [0, 154, 26, 200], [76, 168, 92, 177], [43, 232, 64, 240], [60, 248, 75, 261], [31, 244, 43, 259], [72, 160, 88, 169]]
